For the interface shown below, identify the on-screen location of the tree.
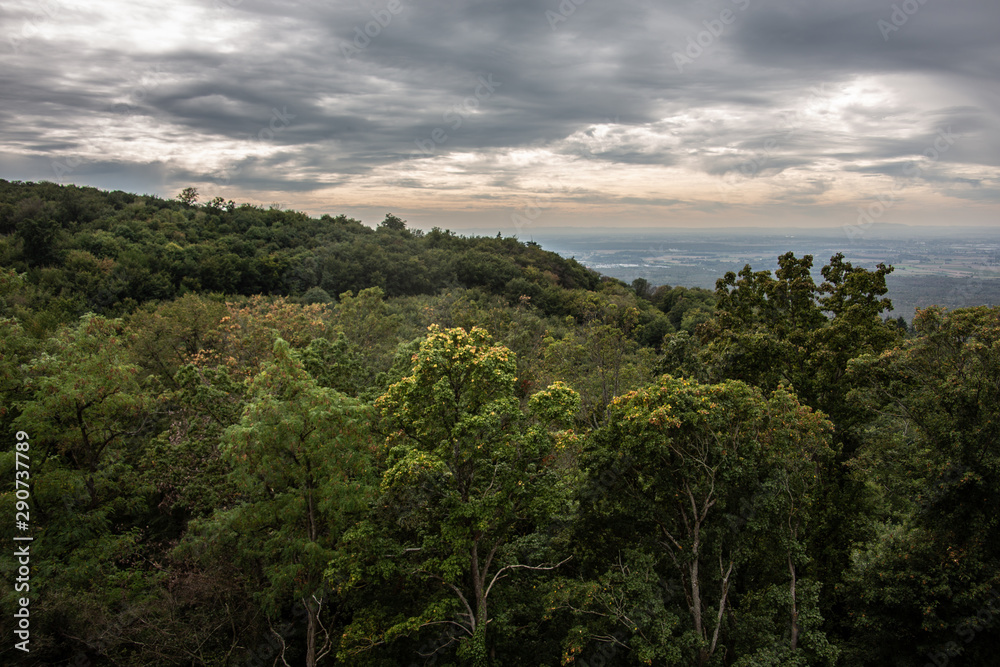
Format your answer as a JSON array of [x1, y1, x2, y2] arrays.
[[194, 295, 333, 382], [572, 376, 836, 665], [808, 253, 898, 416], [378, 212, 407, 232], [179, 338, 373, 667], [333, 326, 579, 665], [127, 293, 228, 387], [631, 277, 653, 300], [0, 299, 37, 436], [843, 306, 1000, 665], [330, 287, 401, 390], [704, 253, 825, 391], [702, 252, 899, 404], [704, 254, 901, 654], [176, 187, 199, 206], [17, 215, 61, 266], [14, 315, 151, 511], [543, 289, 656, 427], [205, 195, 234, 211], [4, 315, 155, 662]]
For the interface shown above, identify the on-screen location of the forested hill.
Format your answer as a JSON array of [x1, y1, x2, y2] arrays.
[[0, 179, 609, 321], [2, 180, 999, 666]]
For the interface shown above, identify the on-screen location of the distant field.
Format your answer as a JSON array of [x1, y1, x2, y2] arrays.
[[884, 275, 1000, 320], [572, 265, 999, 321], [529, 225, 1000, 321]]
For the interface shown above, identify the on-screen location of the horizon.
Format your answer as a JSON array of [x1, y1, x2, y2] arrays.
[[2, 0, 998, 233], [6, 179, 1000, 245]]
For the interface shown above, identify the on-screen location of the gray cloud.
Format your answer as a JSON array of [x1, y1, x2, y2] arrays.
[[0, 0, 997, 226]]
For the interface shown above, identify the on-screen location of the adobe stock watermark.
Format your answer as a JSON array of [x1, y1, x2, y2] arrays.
[[109, 61, 167, 119], [575, 576, 683, 667], [51, 62, 167, 182], [410, 75, 501, 158], [210, 106, 296, 188], [511, 114, 616, 235], [716, 84, 834, 199], [845, 126, 957, 241], [878, 0, 932, 41], [673, 0, 751, 73], [7, 0, 63, 53], [213, 0, 243, 14], [923, 589, 1000, 667], [67, 602, 144, 666], [715, 136, 781, 199], [507, 176, 575, 238], [50, 139, 102, 183], [510, 193, 547, 237], [341, 0, 407, 60], [408, 612, 468, 666], [945, 267, 997, 311], [13, 431, 32, 654], [546, 0, 590, 31], [245, 601, 310, 667]]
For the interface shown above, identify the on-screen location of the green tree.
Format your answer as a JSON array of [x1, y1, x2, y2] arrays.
[[176, 187, 199, 206], [378, 212, 408, 232], [0, 299, 37, 436], [543, 290, 656, 427], [127, 293, 227, 387], [13, 315, 151, 511], [333, 326, 579, 665], [701, 253, 901, 638], [843, 306, 1000, 665], [179, 338, 373, 666], [808, 253, 897, 417], [704, 253, 824, 391], [631, 277, 653, 300], [571, 376, 836, 665], [17, 216, 61, 266], [331, 287, 401, 390], [3, 315, 155, 662], [702, 252, 898, 406]]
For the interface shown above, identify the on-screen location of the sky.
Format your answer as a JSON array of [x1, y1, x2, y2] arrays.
[[1, 0, 998, 234]]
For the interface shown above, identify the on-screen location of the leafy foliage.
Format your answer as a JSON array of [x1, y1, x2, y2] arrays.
[[333, 326, 579, 664], [2, 180, 998, 666]]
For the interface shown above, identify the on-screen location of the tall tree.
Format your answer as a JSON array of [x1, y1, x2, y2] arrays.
[[543, 289, 656, 427], [333, 326, 579, 665], [176, 187, 199, 206], [5, 315, 155, 663], [179, 338, 373, 666], [843, 306, 1000, 665], [572, 376, 837, 665]]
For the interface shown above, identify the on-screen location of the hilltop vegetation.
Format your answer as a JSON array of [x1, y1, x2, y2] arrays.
[[1, 181, 998, 666]]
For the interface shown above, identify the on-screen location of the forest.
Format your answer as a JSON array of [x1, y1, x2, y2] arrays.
[[1, 180, 998, 666]]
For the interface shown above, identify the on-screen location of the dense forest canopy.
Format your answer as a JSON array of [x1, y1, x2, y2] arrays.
[[1, 180, 997, 666]]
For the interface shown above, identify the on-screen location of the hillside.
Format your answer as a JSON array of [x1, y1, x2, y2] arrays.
[[1, 181, 998, 666], [0, 180, 603, 322]]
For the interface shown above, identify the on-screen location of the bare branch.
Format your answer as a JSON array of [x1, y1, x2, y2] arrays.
[[267, 618, 291, 667], [419, 569, 476, 630], [313, 594, 334, 663], [709, 556, 735, 656], [484, 556, 572, 600]]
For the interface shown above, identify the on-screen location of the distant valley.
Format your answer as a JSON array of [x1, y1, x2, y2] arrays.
[[520, 224, 1000, 321]]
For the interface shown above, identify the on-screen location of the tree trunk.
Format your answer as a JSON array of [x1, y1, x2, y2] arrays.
[[690, 520, 707, 666], [470, 541, 490, 665], [306, 603, 317, 667], [789, 553, 799, 652], [472, 604, 489, 667]]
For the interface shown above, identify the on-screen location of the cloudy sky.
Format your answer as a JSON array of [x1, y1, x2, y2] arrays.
[[2, 0, 998, 232]]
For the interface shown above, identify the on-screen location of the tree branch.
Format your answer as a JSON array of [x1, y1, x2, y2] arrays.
[[484, 556, 572, 601]]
